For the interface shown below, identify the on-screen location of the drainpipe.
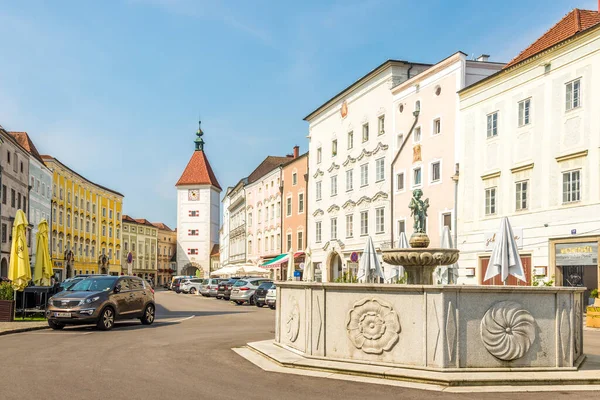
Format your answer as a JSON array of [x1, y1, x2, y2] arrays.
[[452, 164, 459, 249], [407, 64, 414, 80], [390, 108, 420, 246]]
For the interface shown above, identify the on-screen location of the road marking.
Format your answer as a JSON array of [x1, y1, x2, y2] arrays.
[[25, 331, 94, 335], [156, 315, 195, 324]]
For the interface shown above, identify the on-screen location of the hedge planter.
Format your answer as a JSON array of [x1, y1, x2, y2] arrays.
[[0, 300, 15, 322]]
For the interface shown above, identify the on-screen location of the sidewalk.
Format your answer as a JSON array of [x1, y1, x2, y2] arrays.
[[0, 321, 48, 336]]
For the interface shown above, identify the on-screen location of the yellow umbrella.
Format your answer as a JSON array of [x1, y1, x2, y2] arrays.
[[8, 210, 31, 291], [33, 219, 52, 286]]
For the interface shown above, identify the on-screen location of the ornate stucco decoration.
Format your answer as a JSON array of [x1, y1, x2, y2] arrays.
[[313, 169, 324, 179], [342, 200, 356, 209], [480, 301, 536, 361], [356, 196, 372, 206], [342, 155, 356, 167], [327, 205, 340, 213], [357, 142, 390, 162], [312, 209, 324, 217], [371, 191, 388, 202], [327, 162, 340, 173], [346, 298, 400, 355], [286, 297, 300, 343]]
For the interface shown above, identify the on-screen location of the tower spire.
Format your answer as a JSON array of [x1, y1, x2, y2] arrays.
[[194, 120, 205, 151]]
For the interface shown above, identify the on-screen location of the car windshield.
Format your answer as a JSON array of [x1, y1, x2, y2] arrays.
[[60, 278, 83, 289], [70, 277, 118, 292], [258, 282, 273, 289]]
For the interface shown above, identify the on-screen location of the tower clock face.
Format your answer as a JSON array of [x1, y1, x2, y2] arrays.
[[188, 189, 199, 201]]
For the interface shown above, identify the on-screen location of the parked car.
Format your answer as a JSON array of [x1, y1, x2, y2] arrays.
[[171, 278, 184, 293], [46, 276, 155, 331], [230, 278, 272, 305], [145, 279, 155, 289], [200, 278, 225, 297], [265, 284, 276, 309], [180, 278, 203, 294], [217, 278, 241, 300], [169, 275, 194, 291], [255, 281, 275, 308]]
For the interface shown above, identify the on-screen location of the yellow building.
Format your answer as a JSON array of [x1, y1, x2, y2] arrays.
[[41, 156, 124, 280]]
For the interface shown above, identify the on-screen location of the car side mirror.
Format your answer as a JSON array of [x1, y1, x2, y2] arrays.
[[114, 285, 121, 293]]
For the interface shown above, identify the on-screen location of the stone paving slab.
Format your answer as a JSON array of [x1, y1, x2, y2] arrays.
[[0, 321, 49, 336]]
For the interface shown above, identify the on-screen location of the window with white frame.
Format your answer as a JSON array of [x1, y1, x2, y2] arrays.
[[346, 214, 353, 238], [515, 180, 528, 211], [375, 208, 385, 234], [317, 147, 322, 163], [316, 181, 322, 201], [562, 170, 580, 203], [346, 169, 353, 192], [332, 139, 338, 157], [397, 134, 404, 148], [360, 164, 369, 187], [362, 123, 369, 142], [378, 115, 385, 135], [360, 211, 369, 236], [292, 172, 297, 186], [375, 158, 385, 182], [487, 112, 498, 138], [442, 213, 452, 232], [331, 217, 338, 240], [485, 187, 497, 215], [518, 99, 530, 126], [315, 221, 322, 243], [433, 118, 441, 135], [286, 233, 292, 251], [298, 193, 304, 213], [248, 240, 253, 254], [414, 127, 421, 142], [430, 161, 441, 183], [565, 79, 581, 111], [412, 167, 422, 187], [248, 212, 252, 226], [297, 231, 303, 250], [286, 197, 292, 216], [397, 220, 406, 235], [331, 175, 338, 196], [396, 172, 405, 191], [276, 201, 280, 218], [347, 131, 354, 149]]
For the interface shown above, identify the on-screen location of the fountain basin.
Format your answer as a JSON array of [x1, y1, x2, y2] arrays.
[[382, 248, 459, 285]]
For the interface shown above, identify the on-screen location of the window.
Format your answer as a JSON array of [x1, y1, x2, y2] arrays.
[[109, 210, 113, 219], [17, 193, 21, 209], [298, 193, 304, 213], [346, 169, 353, 191], [316, 181, 322, 201], [315, 221, 322, 243], [1, 224, 6, 243], [414, 127, 421, 142], [20, 161, 23, 173], [397, 220, 406, 235], [276, 202, 280, 218], [431, 161, 441, 183], [397, 134, 404, 148], [248, 213, 253, 226], [360, 164, 369, 187], [433, 118, 441, 135], [362, 123, 369, 142], [346, 214, 353, 238], [258, 209, 262, 223], [297, 231, 303, 250], [442, 213, 452, 231], [188, 249, 198, 255], [6, 151, 9, 165], [286, 233, 292, 252], [75, 195, 79, 207], [332, 139, 338, 157], [485, 187, 497, 215], [317, 147, 322, 164], [257, 238, 262, 253], [248, 241, 253, 254], [102, 208, 106, 217], [286, 197, 292, 217], [347, 131, 354, 149], [518, 99, 530, 126], [102, 225, 106, 236], [562, 170, 580, 203], [59, 211, 63, 225], [331, 218, 337, 240], [292, 172, 297, 186], [376, 208, 385, 234], [360, 211, 369, 236], [375, 158, 385, 182], [565, 79, 581, 111], [331, 175, 338, 196], [378, 115, 385, 135], [413, 167, 422, 187], [515, 181, 528, 211], [188, 210, 199, 217], [276, 233, 280, 249], [487, 112, 498, 138], [396, 173, 405, 191], [86, 221, 90, 232], [189, 229, 199, 236], [1, 185, 5, 204]]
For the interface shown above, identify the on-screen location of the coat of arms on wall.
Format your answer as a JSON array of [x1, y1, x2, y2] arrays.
[[413, 145, 422, 163], [341, 101, 348, 118]]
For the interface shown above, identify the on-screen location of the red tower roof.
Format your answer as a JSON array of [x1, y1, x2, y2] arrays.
[[176, 150, 222, 190]]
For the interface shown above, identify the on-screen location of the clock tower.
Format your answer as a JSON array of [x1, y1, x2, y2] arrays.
[[175, 121, 222, 277]]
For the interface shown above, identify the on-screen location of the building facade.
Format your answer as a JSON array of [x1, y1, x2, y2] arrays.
[[0, 127, 32, 278], [305, 60, 431, 282], [153, 222, 177, 286], [227, 179, 247, 266], [176, 124, 221, 277], [42, 156, 123, 280], [457, 9, 600, 299], [391, 53, 503, 251], [122, 216, 158, 282]]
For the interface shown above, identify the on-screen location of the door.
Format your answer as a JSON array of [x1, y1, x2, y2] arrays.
[[481, 256, 531, 286], [562, 265, 598, 303], [128, 278, 146, 314], [113, 278, 133, 317]]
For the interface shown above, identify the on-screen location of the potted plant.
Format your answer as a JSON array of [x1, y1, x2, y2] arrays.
[[0, 281, 15, 322], [591, 288, 599, 307]]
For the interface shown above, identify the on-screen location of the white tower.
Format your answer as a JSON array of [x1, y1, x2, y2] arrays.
[[176, 122, 222, 277]]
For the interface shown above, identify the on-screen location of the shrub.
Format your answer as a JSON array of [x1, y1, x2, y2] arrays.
[[0, 281, 14, 301], [591, 289, 599, 299]]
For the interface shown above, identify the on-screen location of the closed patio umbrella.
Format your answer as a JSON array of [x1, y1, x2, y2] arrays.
[[303, 245, 314, 282], [436, 226, 458, 284], [357, 236, 384, 283], [286, 251, 295, 281], [8, 210, 31, 291], [33, 219, 52, 286], [386, 232, 409, 283], [484, 217, 525, 284]]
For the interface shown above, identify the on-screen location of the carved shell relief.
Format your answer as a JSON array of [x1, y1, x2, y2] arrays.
[[346, 298, 401, 355], [286, 297, 301, 343], [480, 301, 536, 361]]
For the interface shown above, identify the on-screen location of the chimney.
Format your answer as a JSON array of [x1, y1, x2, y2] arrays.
[[476, 54, 490, 62], [293, 145, 299, 158]]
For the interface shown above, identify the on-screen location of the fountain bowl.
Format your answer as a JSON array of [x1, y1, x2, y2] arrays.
[[382, 248, 459, 285]]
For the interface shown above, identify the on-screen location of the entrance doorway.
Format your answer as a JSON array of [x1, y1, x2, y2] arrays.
[[0, 258, 7, 278], [561, 265, 598, 303], [328, 253, 343, 282], [480, 256, 531, 286]]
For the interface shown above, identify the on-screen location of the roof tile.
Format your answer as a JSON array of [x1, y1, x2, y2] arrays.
[[176, 150, 221, 190]]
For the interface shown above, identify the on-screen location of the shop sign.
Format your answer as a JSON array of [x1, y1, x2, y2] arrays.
[[484, 228, 523, 251], [555, 242, 598, 266]]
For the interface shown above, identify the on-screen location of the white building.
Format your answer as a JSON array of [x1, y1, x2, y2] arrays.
[[175, 123, 221, 277], [305, 59, 431, 282], [227, 179, 247, 265], [219, 189, 231, 267], [457, 8, 600, 298]]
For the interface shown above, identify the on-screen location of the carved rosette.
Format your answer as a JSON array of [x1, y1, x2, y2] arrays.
[[480, 301, 536, 361], [346, 298, 400, 355], [382, 249, 459, 267], [286, 297, 300, 343]]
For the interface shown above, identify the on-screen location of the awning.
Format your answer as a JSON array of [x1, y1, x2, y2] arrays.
[[261, 253, 289, 269]]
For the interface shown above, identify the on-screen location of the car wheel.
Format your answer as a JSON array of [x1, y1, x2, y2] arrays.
[[249, 295, 256, 306], [48, 320, 65, 330], [269, 305, 276, 310], [256, 301, 264, 308], [96, 307, 115, 331], [216, 296, 221, 300], [140, 304, 155, 325], [190, 288, 196, 295], [234, 301, 243, 305]]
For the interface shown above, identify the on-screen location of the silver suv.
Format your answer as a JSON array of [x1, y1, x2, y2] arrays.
[[230, 278, 272, 305]]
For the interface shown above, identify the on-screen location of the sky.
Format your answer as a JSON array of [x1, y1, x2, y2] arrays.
[[0, 0, 596, 228]]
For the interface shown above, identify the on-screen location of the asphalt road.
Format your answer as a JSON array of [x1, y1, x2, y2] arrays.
[[0, 291, 597, 400]]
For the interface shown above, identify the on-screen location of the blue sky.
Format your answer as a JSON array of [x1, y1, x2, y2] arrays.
[[0, 0, 595, 228]]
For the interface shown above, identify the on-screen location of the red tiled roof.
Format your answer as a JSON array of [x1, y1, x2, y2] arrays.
[[505, 9, 600, 69], [176, 150, 221, 190], [210, 244, 220, 257], [152, 222, 173, 231], [123, 215, 156, 228], [8, 131, 45, 164], [247, 156, 292, 184]]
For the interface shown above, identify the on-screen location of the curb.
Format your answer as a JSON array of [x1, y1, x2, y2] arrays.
[[0, 325, 49, 337]]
